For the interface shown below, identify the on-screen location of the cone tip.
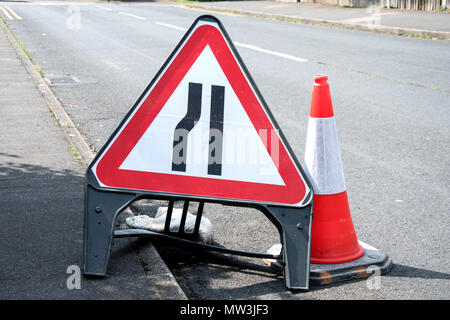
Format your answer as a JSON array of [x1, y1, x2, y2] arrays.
[[314, 75, 328, 85], [310, 74, 334, 118]]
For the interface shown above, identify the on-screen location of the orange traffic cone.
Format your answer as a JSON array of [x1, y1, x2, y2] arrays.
[[264, 75, 392, 286], [304, 75, 392, 285], [304, 75, 364, 264]]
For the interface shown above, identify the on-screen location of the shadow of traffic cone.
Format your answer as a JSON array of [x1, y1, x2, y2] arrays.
[[305, 75, 364, 264], [304, 75, 393, 285]]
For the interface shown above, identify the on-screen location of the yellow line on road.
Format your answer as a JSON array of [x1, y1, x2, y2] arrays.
[[0, 6, 14, 20], [4, 6, 22, 20]]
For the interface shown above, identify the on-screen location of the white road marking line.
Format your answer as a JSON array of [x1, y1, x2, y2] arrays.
[[156, 22, 309, 63], [264, 5, 288, 9], [95, 5, 113, 12], [4, 6, 22, 20], [118, 11, 145, 20], [0, 6, 14, 20], [233, 41, 308, 63], [156, 22, 187, 32]]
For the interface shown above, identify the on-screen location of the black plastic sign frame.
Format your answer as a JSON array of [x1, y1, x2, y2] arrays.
[[83, 15, 314, 290]]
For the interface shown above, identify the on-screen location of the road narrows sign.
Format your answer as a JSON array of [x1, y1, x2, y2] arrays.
[[91, 17, 310, 207], [84, 15, 314, 290]]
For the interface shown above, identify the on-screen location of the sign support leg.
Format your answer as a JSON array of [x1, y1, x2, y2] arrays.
[[266, 205, 313, 290], [83, 185, 136, 276]]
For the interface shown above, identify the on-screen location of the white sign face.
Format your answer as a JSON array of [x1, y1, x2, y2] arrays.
[[120, 45, 284, 186]]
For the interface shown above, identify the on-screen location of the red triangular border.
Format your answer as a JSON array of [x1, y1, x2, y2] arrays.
[[95, 22, 308, 206]]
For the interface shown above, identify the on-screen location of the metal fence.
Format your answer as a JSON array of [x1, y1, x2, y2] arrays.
[[385, 0, 446, 10], [299, 0, 448, 10]]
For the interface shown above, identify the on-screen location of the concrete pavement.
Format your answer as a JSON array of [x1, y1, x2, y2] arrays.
[[0, 18, 186, 299], [184, 1, 450, 39]]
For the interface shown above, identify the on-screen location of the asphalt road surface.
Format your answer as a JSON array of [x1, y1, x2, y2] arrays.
[[2, 1, 449, 299]]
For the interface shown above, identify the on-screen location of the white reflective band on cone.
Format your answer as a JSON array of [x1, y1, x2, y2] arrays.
[[304, 117, 346, 195]]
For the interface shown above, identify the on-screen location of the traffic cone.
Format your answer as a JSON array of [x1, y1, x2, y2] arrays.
[[304, 75, 392, 285], [263, 75, 392, 286], [304, 75, 364, 264]]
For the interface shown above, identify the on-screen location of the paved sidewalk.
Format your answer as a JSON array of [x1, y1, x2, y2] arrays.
[[185, 1, 450, 39], [0, 20, 185, 299]]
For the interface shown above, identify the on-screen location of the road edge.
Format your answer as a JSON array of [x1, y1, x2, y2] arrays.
[[0, 18, 94, 166], [0, 18, 188, 300], [183, 3, 450, 40]]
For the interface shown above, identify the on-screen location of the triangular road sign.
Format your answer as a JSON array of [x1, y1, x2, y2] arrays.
[[91, 15, 311, 207]]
